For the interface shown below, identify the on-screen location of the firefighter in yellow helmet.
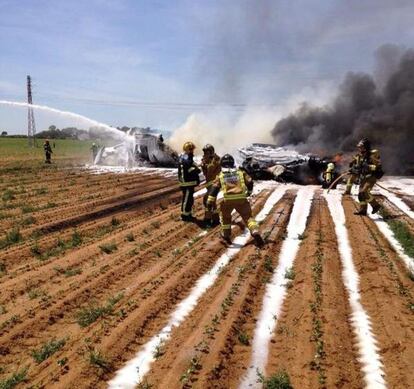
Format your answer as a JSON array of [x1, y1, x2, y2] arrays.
[[207, 154, 263, 246], [201, 144, 221, 227], [322, 161, 336, 189], [178, 142, 201, 221], [349, 138, 383, 215]]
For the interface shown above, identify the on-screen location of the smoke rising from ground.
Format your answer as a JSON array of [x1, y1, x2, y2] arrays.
[[168, 84, 333, 157], [169, 109, 274, 157], [271, 45, 414, 174]]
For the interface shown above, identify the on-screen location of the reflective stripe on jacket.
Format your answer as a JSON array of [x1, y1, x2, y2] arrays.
[[208, 168, 253, 202]]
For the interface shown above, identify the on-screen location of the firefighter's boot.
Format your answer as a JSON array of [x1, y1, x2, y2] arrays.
[[220, 230, 232, 245], [252, 231, 264, 248], [211, 213, 220, 227], [354, 206, 367, 216], [181, 214, 195, 222], [371, 202, 381, 214]]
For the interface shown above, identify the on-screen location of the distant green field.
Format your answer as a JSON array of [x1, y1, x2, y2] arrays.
[[0, 138, 97, 165]]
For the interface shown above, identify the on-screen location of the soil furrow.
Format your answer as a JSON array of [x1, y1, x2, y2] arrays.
[[145, 191, 296, 389], [343, 197, 414, 389], [0, 191, 269, 388]]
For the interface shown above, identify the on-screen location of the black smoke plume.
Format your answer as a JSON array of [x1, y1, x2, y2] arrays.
[[271, 45, 414, 175]]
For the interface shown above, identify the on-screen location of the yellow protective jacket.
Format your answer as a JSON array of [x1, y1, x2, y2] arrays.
[[207, 168, 253, 202], [323, 162, 335, 182], [178, 153, 201, 187], [350, 149, 382, 178], [201, 154, 221, 187]]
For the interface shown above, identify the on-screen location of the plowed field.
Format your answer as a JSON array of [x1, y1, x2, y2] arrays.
[[0, 165, 413, 389]]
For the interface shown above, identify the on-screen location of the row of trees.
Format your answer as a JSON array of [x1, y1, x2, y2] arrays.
[[0, 125, 170, 139]]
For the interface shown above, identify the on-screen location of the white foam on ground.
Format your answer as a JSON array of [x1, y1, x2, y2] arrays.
[[239, 186, 315, 389], [107, 183, 287, 389], [85, 164, 177, 177], [324, 192, 386, 389], [369, 213, 414, 272]]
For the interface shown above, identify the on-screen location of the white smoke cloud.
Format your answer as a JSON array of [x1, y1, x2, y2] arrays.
[[169, 83, 335, 157]]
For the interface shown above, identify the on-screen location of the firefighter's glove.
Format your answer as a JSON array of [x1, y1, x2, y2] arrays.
[[361, 162, 370, 175]]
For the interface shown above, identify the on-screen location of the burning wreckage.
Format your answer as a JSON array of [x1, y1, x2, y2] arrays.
[[95, 133, 336, 186], [238, 144, 337, 185], [94, 129, 179, 167]]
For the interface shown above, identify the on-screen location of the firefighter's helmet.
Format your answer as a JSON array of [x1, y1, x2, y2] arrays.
[[357, 137, 371, 151], [221, 154, 235, 168], [183, 141, 196, 153], [202, 144, 215, 153]]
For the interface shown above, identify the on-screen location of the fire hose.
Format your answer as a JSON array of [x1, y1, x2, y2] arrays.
[[374, 182, 404, 196], [326, 172, 349, 193], [264, 207, 286, 243], [326, 172, 403, 196]]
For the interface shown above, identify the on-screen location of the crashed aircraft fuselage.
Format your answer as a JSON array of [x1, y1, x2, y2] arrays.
[[239, 143, 331, 185], [94, 130, 179, 167]]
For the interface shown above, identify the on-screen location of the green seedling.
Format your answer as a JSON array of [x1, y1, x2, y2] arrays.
[[31, 338, 66, 363], [99, 242, 117, 254]]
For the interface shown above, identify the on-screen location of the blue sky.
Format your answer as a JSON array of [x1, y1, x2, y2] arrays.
[[1, 0, 414, 134]]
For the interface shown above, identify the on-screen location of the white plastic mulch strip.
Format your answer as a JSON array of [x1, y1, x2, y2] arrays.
[[381, 177, 414, 194], [239, 186, 315, 389], [369, 213, 414, 272], [324, 192, 387, 389], [376, 187, 414, 219], [107, 184, 287, 389]]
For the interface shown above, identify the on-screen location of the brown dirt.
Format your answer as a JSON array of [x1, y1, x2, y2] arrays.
[[343, 197, 414, 389], [0, 165, 413, 389], [378, 195, 414, 234], [145, 190, 296, 389], [265, 193, 363, 389]]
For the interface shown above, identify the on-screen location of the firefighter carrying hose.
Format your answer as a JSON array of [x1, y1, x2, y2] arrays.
[[207, 154, 263, 246], [178, 141, 200, 221], [201, 144, 221, 227], [348, 138, 383, 215]]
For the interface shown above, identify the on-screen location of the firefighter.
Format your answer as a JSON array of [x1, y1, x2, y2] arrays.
[[91, 142, 98, 163], [322, 161, 336, 189], [44, 139, 52, 164], [241, 156, 254, 176], [207, 154, 263, 246], [178, 141, 201, 221], [201, 144, 221, 226], [345, 153, 360, 195], [349, 138, 383, 215]]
